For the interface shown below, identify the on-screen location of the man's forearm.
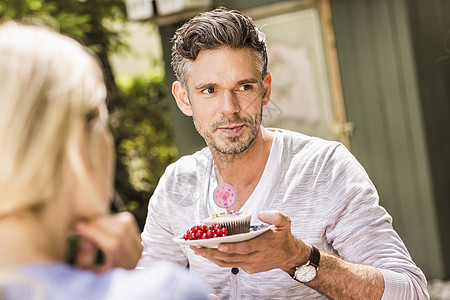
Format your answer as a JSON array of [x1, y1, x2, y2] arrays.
[[306, 249, 384, 300]]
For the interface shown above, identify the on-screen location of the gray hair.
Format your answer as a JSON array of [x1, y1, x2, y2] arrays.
[[171, 7, 268, 87]]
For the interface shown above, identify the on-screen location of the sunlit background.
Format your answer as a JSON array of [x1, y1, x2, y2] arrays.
[[1, 1, 448, 297]]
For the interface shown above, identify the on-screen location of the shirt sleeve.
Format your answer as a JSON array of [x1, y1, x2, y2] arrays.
[[137, 167, 189, 269], [323, 144, 429, 299]]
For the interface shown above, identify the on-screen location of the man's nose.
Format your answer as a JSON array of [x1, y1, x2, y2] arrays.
[[219, 90, 240, 115]]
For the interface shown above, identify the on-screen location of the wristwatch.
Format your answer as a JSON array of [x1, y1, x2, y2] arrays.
[[292, 245, 320, 283]]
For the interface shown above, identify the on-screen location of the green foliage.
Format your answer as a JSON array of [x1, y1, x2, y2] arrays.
[[111, 70, 177, 227], [1, 0, 177, 228], [0, 0, 126, 53]]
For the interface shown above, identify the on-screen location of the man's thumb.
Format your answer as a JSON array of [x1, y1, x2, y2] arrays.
[[258, 210, 290, 227]]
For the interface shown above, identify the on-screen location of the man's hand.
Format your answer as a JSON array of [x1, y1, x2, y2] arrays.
[[191, 210, 310, 274], [193, 210, 386, 299], [71, 211, 143, 273]]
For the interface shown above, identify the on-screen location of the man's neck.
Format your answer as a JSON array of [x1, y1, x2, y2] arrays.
[[210, 128, 274, 210]]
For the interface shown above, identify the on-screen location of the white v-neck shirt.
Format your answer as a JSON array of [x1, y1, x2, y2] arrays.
[[207, 130, 282, 224], [139, 128, 428, 300]]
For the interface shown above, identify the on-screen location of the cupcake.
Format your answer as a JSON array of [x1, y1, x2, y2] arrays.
[[203, 211, 251, 235]]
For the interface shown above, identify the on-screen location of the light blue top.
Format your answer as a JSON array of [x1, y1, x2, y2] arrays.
[[2, 262, 209, 300]]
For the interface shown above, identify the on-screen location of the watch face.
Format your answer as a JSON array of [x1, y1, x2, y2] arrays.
[[294, 265, 317, 283]]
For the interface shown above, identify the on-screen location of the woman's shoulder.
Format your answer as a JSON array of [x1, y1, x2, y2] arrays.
[[8, 263, 109, 300], [10, 262, 208, 300], [107, 262, 209, 299]]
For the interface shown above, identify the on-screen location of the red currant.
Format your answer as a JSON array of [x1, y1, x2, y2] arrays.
[[206, 229, 214, 238], [183, 224, 227, 240]]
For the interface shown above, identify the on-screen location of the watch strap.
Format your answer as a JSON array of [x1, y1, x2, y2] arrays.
[[309, 245, 320, 269]]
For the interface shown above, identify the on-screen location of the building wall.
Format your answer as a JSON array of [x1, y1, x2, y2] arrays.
[[329, 0, 446, 278], [405, 0, 450, 278]]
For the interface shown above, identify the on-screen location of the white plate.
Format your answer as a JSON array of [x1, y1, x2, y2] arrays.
[[173, 224, 275, 249]]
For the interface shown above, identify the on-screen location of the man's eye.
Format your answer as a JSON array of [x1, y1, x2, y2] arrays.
[[202, 87, 215, 94], [239, 84, 252, 91]]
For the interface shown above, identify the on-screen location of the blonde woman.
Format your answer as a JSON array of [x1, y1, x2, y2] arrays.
[[0, 21, 209, 299]]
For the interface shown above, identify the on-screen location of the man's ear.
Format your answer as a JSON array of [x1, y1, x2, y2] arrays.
[[172, 81, 193, 116], [262, 72, 272, 107]]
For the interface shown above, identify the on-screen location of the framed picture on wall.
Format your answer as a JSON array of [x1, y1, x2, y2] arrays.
[[247, 0, 351, 147]]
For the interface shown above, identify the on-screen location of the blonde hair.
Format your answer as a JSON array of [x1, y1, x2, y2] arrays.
[[0, 21, 108, 217]]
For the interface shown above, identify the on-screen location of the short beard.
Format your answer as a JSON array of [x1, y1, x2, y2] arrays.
[[210, 121, 259, 155], [193, 104, 263, 156]]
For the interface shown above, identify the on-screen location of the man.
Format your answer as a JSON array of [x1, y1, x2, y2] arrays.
[[138, 8, 428, 299]]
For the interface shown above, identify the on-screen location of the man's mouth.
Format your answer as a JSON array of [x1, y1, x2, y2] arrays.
[[217, 124, 244, 134]]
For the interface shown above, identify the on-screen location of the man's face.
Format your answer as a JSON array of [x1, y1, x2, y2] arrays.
[[183, 47, 271, 155]]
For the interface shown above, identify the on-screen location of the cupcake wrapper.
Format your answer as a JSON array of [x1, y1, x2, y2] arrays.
[[205, 218, 251, 236]]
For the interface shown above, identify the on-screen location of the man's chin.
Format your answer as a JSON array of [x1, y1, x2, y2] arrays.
[[208, 126, 259, 155], [211, 141, 251, 156]]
